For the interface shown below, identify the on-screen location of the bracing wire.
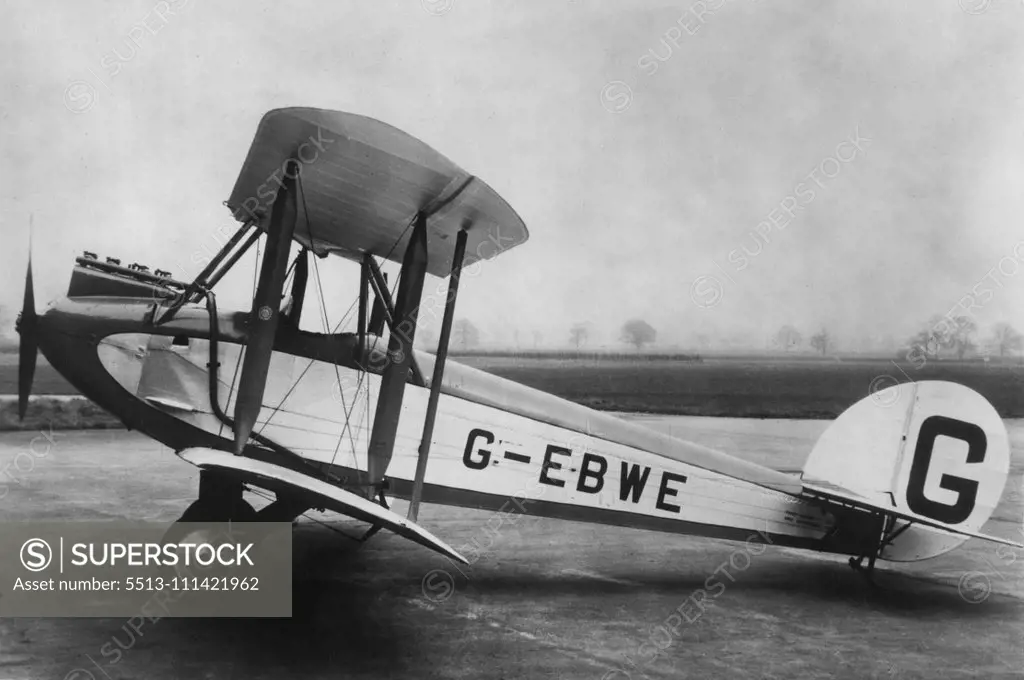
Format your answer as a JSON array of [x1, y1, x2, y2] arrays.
[[250, 174, 422, 483]]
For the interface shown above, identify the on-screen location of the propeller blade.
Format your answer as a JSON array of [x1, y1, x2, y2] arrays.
[[17, 234, 37, 421], [232, 162, 298, 454]]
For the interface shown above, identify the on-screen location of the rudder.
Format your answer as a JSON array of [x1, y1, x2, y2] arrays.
[[802, 380, 1010, 561]]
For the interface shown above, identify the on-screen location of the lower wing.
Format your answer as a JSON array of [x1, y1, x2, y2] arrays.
[[177, 447, 468, 564]]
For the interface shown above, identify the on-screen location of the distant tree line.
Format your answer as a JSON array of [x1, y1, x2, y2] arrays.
[[903, 316, 1022, 363], [443, 314, 1023, 360]]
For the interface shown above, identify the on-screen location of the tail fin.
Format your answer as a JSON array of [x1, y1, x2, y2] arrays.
[[802, 380, 1014, 561]]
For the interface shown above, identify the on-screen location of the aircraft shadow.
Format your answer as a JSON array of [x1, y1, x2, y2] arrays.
[[420, 558, 1019, 618], [135, 553, 1015, 680], [43, 533, 1017, 679]]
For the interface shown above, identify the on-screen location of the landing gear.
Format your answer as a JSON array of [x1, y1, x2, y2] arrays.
[[157, 473, 259, 582], [177, 495, 257, 523], [173, 470, 315, 526], [847, 512, 913, 585], [848, 553, 878, 584], [173, 471, 256, 523]]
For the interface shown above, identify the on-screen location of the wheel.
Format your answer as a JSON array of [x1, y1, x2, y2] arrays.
[[160, 497, 258, 585], [176, 496, 258, 523], [163, 497, 257, 549]]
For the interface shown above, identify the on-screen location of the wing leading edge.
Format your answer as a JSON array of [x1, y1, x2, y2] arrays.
[[226, 107, 529, 278]]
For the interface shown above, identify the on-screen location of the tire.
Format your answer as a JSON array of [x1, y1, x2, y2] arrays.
[[159, 498, 258, 586], [176, 497, 258, 523]]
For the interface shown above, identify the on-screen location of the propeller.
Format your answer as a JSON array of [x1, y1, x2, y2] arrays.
[[17, 227, 37, 421]]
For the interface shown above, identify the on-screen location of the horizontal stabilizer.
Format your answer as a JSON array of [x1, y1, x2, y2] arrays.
[[802, 480, 1024, 549], [177, 448, 468, 564]]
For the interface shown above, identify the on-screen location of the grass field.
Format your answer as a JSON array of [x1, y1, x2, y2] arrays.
[[455, 355, 1024, 419], [3, 354, 1022, 428]]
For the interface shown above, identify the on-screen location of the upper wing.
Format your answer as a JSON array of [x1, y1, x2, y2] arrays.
[[177, 447, 468, 564], [226, 107, 529, 277]]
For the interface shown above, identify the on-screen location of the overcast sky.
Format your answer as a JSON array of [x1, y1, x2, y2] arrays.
[[2, 0, 1023, 349]]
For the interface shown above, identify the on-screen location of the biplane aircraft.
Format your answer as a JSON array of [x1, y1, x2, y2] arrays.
[[16, 107, 1023, 580]]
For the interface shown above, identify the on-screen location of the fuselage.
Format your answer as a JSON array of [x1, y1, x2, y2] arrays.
[[33, 290, 873, 556]]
